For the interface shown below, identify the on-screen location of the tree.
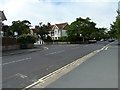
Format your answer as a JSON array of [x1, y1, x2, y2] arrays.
[[97, 28, 108, 40], [36, 23, 50, 40], [66, 17, 98, 42], [7, 20, 31, 37], [108, 22, 117, 39], [115, 16, 120, 44]]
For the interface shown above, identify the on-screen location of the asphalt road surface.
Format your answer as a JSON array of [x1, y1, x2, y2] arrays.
[[2, 41, 109, 88]]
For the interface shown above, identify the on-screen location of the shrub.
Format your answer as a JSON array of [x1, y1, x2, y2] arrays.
[[44, 36, 52, 42], [17, 34, 37, 44], [58, 36, 68, 42]]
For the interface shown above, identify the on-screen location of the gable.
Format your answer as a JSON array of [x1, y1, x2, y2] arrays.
[[0, 11, 7, 21], [52, 25, 59, 30], [56, 23, 68, 30]]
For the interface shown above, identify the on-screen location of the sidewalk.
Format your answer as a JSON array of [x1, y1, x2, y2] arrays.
[[2, 45, 46, 56], [32, 41, 118, 88]]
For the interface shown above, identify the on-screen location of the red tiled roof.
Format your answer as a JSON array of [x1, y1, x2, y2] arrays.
[[55, 22, 68, 30]]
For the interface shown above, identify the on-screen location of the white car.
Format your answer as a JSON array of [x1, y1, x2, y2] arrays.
[[88, 40, 97, 43]]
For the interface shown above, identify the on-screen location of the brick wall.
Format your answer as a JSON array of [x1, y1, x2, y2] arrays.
[[2, 37, 20, 51], [2, 37, 17, 45]]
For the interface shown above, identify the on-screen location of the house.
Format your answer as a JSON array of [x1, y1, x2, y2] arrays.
[[0, 11, 7, 22], [31, 22, 68, 44], [2, 25, 9, 36], [49, 22, 68, 40], [0, 11, 7, 37], [47, 22, 54, 38]]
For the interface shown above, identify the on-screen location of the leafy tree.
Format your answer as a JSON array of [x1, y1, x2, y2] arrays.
[[108, 22, 117, 38], [116, 17, 120, 39], [7, 20, 31, 37], [66, 17, 98, 42], [97, 28, 108, 40], [36, 24, 50, 40], [58, 36, 68, 41]]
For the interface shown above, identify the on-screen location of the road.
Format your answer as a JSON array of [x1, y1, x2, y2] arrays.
[[2, 41, 108, 88], [46, 41, 118, 88]]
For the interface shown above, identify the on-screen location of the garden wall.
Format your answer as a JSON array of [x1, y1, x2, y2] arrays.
[[2, 37, 20, 51]]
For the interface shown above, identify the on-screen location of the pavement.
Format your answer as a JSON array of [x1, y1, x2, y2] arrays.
[[31, 41, 119, 88], [2, 45, 47, 56]]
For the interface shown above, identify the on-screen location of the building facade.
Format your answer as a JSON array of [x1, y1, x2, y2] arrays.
[[49, 22, 68, 40], [0, 11, 7, 37]]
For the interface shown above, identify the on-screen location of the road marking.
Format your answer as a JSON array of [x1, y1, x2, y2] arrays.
[[1, 57, 31, 66], [15, 73, 28, 78], [44, 47, 48, 50], [101, 46, 106, 50], [45, 50, 64, 56], [105, 47, 108, 50]]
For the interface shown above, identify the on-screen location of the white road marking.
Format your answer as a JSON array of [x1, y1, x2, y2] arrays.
[[45, 50, 65, 56], [105, 47, 108, 50], [101, 46, 106, 50], [15, 73, 28, 78], [1, 57, 31, 66], [44, 47, 48, 50]]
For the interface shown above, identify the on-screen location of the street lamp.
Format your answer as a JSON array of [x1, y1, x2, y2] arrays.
[[80, 34, 82, 37], [51, 31, 54, 44], [14, 32, 18, 38], [1, 31, 4, 37]]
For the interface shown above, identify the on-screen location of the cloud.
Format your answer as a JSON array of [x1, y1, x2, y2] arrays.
[[39, 0, 119, 2]]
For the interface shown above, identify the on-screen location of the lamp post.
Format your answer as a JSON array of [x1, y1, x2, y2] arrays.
[[53, 36, 54, 44], [51, 31, 54, 44], [14, 32, 18, 38], [1, 31, 4, 37], [80, 34, 82, 37]]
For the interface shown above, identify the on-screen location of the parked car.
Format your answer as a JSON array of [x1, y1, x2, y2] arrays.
[[88, 40, 97, 43], [108, 39, 115, 42], [100, 39, 104, 41]]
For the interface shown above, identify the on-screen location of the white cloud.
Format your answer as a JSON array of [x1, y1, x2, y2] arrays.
[[40, 0, 120, 2]]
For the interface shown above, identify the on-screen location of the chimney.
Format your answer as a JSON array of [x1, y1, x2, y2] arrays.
[[47, 22, 51, 26], [35, 25, 39, 29]]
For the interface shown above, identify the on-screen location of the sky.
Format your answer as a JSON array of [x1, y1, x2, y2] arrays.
[[0, 0, 120, 29]]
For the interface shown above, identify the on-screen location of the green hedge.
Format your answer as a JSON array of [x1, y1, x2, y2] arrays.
[[17, 34, 37, 44]]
